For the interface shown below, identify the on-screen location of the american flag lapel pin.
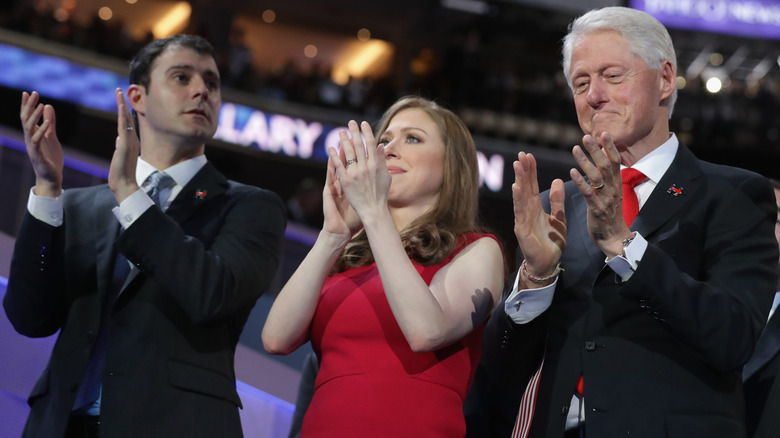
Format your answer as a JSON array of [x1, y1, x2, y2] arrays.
[[666, 184, 683, 196], [194, 189, 207, 199]]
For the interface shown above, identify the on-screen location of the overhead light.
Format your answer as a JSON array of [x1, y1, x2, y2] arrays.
[[98, 7, 113, 21], [357, 28, 371, 42], [262, 10, 276, 24], [304, 44, 318, 58], [705, 77, 722, 93], [709, 53, 723, 66], [152, 2, 192, 38], [332, 40, 392, 85]]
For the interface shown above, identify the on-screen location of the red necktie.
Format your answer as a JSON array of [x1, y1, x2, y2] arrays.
[[621, 168, 647, 227]]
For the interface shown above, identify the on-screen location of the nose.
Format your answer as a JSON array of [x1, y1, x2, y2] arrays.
[[383, 138, 399, 159], [585, 76, 608, 108], [191, 76, 210, 100]]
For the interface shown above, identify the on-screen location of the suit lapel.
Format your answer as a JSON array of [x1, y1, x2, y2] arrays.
[[631, 144, 702, 240]]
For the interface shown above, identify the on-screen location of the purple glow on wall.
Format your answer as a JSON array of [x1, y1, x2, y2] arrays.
[[630, 0, 780, 40]]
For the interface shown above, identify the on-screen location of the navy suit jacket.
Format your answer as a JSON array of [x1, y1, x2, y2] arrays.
[[4, 163, 286, 438], [466, 145, 778, 438]]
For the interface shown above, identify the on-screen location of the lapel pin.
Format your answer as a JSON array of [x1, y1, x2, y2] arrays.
[[194, 190, 207, 199], [667, 185, 683, 196]]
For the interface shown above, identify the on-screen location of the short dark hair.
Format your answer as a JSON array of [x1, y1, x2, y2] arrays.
[[129, 34, 217, 89]]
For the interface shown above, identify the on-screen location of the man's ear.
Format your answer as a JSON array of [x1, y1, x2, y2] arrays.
[[659, 60, 676, 100], [127, 84, 145, 115]]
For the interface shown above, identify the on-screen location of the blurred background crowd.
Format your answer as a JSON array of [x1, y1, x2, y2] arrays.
[[1, 0, 777, 164]]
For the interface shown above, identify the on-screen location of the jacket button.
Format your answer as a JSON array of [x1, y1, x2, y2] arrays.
[[66, 383, 77, 391], [562, 404, 570, 415], [584, 341, 596, 351]]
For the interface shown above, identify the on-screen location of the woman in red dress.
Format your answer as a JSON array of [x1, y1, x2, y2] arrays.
[[262, 96, 505, 437]]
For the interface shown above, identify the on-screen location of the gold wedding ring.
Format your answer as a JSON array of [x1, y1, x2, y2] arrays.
[[591, 182, 604, 190]]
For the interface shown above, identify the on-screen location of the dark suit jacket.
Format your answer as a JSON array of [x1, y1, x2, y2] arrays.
[[743, 306, 780, 438], [3, 163, 286, 438], [466, 145, 779, 438]]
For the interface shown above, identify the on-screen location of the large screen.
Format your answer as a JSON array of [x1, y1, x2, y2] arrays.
[[629, 0, 780, 40]]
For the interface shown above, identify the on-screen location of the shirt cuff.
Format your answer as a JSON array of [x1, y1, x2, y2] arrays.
[[28, 187, 64, 226], [112, 188, 154, 229], [605, 231, 648, 281], [505, 270, 557, 324]]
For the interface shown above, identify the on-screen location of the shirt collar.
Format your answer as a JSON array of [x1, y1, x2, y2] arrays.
[[622, 133, 678, 185], [136, 155, 208, 189]]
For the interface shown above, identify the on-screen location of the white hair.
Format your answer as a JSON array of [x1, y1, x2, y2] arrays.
[[561, 6, 678, 118]]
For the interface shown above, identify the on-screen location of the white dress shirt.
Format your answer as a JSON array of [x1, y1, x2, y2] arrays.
[[28, 155, 207, 227]]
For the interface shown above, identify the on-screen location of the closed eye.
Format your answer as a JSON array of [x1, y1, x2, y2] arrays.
[[604, 73, 626, 84], [573, 80, 589, 95]]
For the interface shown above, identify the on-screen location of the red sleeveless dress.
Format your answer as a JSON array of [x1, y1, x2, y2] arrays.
[[300, 233, 499, 437]]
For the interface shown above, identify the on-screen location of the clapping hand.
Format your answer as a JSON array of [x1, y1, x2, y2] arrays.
[[326, 120, 391, 230], [108, 88, 141, 203], [569, 132, 632, 257], [512, 152, 567, 286], [20, 91, 64, 198]]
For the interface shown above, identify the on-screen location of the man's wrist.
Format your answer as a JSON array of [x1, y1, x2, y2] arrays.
[[620, 234, 636, 257], [520, 260, 563, 286], [112, 183, 141, 204], [33, 180, 62, 198], [602, 231, 637, 258]]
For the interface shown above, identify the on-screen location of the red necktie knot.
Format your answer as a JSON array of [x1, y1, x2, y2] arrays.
[[621, 168, 647, 227]]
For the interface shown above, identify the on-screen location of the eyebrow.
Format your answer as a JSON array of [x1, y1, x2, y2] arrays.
[[572, 60, 630, 74], [397, 126, 428, 135]]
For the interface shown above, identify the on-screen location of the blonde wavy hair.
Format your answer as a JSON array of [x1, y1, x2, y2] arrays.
[[334, 96, 483, 272]]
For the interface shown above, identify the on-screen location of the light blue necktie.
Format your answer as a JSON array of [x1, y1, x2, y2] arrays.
[[146, 171, 175, 210]]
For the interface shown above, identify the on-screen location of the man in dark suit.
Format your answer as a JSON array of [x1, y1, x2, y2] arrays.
[[465, 7, 778, 438], [743, 179, 780, 438], [3, 35, 286, 438]]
